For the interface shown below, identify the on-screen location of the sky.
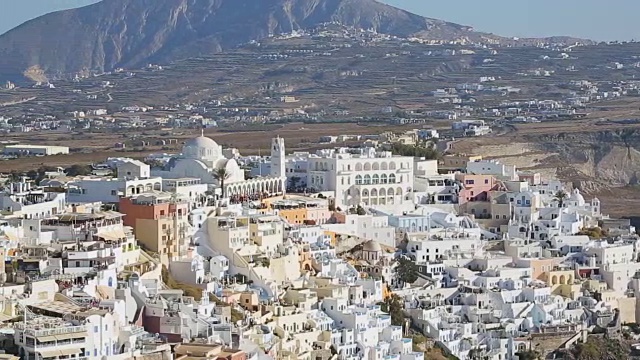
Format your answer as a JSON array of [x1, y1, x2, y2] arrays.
[[1, 0, 639, 41]]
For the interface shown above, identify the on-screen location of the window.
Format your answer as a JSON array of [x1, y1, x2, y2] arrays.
[[465, 180, 475, 185], [160, 210, 165, 216], [484, 179, 489, 184], [162, 224, 167, 230], [111, 190, 117, 195]]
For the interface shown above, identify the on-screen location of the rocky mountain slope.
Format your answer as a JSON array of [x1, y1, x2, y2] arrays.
[[461, 129, 640, 194], [0, 0, 584, 81]]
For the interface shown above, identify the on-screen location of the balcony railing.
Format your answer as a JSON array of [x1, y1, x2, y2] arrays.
[[18, 325, 86, 337]]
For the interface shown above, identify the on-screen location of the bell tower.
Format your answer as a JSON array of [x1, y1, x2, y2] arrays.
[[271, 136, 286, 178]]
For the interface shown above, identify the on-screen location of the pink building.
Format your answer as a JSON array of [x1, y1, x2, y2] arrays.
[[456, 174, 500, 205]]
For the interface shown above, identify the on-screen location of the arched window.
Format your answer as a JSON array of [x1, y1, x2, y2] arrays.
[[355, 175, 363, 185], [372, 174, 380, 184], [389, 162, 397, 170], [380, 174, 388, 184], [371, 189, 378, 197], [364, 163, 372, 171], [364, 175, 372, 184], [389, 174, 396, 184], [372, 163, 380, 170], [381, 162, 388, 170], [355, 163, 363, 171]]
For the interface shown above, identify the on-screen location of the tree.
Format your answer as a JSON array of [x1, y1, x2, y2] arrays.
[[577, 227, 609, 239], [395, 257, 419, 285], [380, 294, 404, 326], [213, 167, 231, 198], [65, 164, 93, 177], [554, 190, 568, 208], [289, 176, 301, 190], [515, 350, 541, 360], [390, 142, 439, 160], [356, 205, 366, 215], [8, 171, 21, 182]]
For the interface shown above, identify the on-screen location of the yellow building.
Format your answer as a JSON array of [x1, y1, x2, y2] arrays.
[[279, 207, 309, 225], [544, 268, 576, 296], [545, 269, 574, 287]]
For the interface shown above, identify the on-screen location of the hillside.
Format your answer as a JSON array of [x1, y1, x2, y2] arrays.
[[0, 0, 585, 82]]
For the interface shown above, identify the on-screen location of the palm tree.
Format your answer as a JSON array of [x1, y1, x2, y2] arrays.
[[554, 190, 568, 208], [213, 167, 231, 198]]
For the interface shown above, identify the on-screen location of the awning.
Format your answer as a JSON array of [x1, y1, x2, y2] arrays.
[[58, 348, 83, 356], [3, 232, 18, 241], [35, 335, 57, 342], [55, 331, 87, 341], [95, 228, 126, 241], [37, 350, 60, 359]]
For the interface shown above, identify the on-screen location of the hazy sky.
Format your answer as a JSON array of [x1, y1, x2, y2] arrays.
[[1, 0, 639, 41]]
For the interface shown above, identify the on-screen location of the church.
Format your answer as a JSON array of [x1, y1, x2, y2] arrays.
[[154, 134, 287, 200]]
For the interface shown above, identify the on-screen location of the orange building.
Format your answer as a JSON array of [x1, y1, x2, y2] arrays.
[[119, 192, 190, 263], [515, 257, 563, 281], [268, 196, 332, 225]]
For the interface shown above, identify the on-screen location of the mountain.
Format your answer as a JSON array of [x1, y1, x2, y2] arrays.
[[0, 0, 581, 82]]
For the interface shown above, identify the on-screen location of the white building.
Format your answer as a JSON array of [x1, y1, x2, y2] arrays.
[[467, 159, 518, 181], [0, 180, 66, 219], [162, 178, 208, 207], [67, 176, 163, 204], [321, 213, 397, 248], [307, 147, 415, 210], [3, 144, 69, 156], [154, 135, 286, 199]]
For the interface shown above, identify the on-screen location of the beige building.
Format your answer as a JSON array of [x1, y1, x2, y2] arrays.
[[439, 154, 482, 173], [249, 215, 284, 257], [283, 288, 319, 311]]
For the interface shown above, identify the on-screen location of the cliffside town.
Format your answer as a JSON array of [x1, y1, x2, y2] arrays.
[[0, 133, 637, 360]]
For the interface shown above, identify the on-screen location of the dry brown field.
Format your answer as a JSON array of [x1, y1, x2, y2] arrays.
[[0, 122, 440, 172]]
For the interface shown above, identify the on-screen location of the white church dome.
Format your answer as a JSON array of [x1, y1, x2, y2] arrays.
[[183, 136, 221, 161], [569, 188, 585, 206]]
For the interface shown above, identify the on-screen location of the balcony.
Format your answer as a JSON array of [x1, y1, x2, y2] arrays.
[[19, 325, 86, 338]]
